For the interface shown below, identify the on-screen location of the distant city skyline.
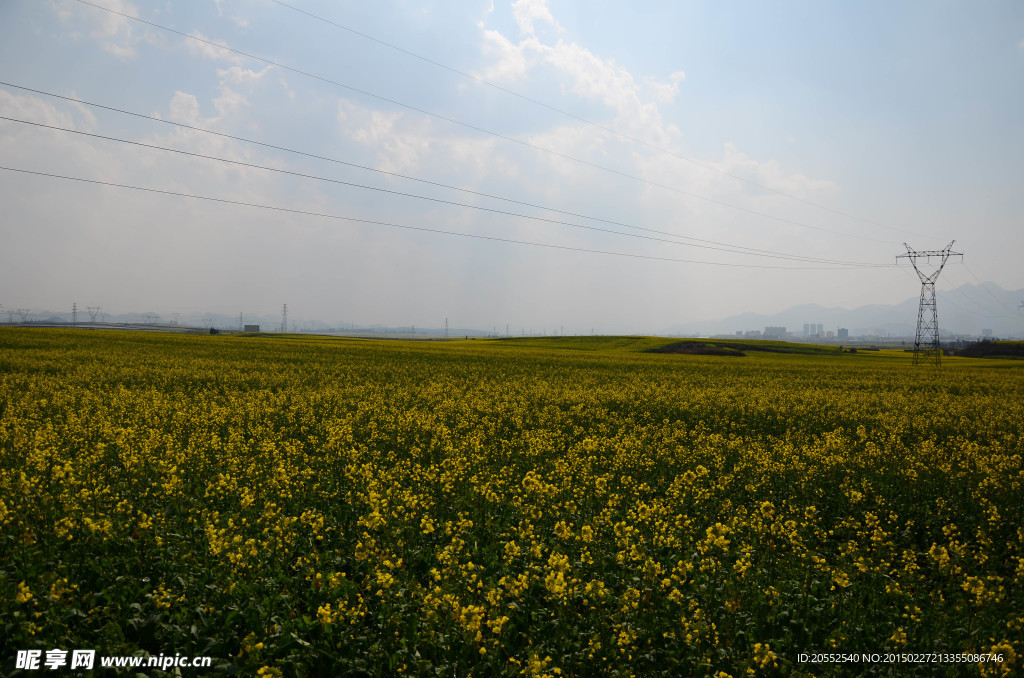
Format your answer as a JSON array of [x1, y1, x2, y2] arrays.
[[4, 281, 1021, 339]]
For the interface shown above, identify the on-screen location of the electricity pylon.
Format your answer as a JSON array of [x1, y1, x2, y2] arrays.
[[897, 241, 962, 366]]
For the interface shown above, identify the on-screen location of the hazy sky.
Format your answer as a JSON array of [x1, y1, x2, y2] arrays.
[[1, 0, 1022, 333]]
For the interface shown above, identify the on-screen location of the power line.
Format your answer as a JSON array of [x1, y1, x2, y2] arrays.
[[2, 82, 890, 264], [962, 261, 1021, 316], [1, 114, 884, 268], [947, 269, 1017, 319], [928, 263, 1018, 320], [0, 82, 888, 266], [942, 285, 1002, 320], [267, 0, 922, 239], [897, 260, 1009, 320], [902, 257, 1019, 325], [0, 165, 893, 271], [68, 0, 895, 244]]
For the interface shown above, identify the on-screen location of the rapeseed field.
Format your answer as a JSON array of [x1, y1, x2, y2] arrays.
[[1, 328, 1021, 676]]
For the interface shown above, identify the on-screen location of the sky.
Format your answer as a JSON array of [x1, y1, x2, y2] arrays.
[[1, 0, 1022, 334]]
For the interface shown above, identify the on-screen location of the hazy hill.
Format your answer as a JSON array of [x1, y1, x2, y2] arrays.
[[670, 283, 1024, 338]]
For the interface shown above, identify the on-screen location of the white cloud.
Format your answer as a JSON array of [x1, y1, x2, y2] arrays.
[[511, 0, 562, 36], [56, 0, 140, 59], [164, 65, 270, 128], [715, 142, 837, 197], [479, 28, 534, 81], [279, 77, 296, 101], [476, 6, 680, 146], [645, 71, 686, 104], [66, 93, 99, 132], [341, 103, 432, 173], [92, 0, 138, 58], [213, 86, 249, 119], [153, 65, 271, 132], [216, 65, 271, 86], [543, 42, 637, 114], [210, 66, 270, 117], [168, 91, 201, 125], [101, 40, 136, 60], [0, 88, 78, 128], [472, 1, 842, 226], [186, 30, 243, 65], [525, 123, 608, 177], [337, 98, 524, 180]]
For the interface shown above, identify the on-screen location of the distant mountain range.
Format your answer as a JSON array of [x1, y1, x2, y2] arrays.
[[668, 283, 1024, 339]]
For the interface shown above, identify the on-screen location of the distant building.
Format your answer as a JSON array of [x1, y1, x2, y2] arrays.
[[744, 330, 763, 339], [826, 330, 835, 339], [244, 324, 260, 332], [816, 323, 824, 336], [838, 328, 849, 340], [803, 323, 810, 338], [764, 326, 787, 339]]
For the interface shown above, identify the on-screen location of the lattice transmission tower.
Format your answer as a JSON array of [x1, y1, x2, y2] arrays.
[[897, 241, 962, 366]]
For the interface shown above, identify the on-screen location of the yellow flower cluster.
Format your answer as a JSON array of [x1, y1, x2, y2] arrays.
[[0, 328, 1021, 676]]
